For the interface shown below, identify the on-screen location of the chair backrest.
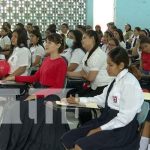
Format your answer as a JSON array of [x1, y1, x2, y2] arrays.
[[137, 101, 149, 125]]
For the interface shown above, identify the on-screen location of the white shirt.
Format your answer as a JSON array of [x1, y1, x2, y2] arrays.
[[0, 36, 11, 49], [80, 69, 144, 130], [119, 41, 126, 49], [101, 44, 108, 53], [8, 47, 31, 75], [61, 48, 85, 72], [30, 45, 45, 64], [131, 35, 139, 48], [82, 47, 113, 89]]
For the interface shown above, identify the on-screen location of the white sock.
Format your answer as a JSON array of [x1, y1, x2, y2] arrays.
[[148, 144, 150, 150], [139, 137, 149, 150]]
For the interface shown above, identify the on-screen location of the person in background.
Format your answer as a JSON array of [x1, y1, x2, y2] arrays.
[[107, 37, 120, 52], [0, 27, 11, 56], [7, 28, 31, 76], [76, 25, 86, 34], [101, 31, 114, 52], [113, 28, 126, 49], [86, 25, 92, 31], [26, 23, 33, 39], [61, 47, 143, 150], [123, 24, 133, 42], [29, 29, 45, 70], [107, 22, 117, 34], [95, 25, 103, 44], [139, 36, 150, 75], [2, 22, 12, 39], [60, 23, 69, 38], [61, 30, 85, 72]]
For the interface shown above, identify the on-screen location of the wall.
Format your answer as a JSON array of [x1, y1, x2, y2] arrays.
[[114, 0, 150, 30], [86, 0, 93, 27]]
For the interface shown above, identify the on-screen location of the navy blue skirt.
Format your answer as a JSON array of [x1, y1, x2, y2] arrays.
[[61, 108, 140, 150]]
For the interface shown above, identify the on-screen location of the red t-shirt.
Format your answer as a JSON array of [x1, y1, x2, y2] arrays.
[[15, 57, 67, 98], [141, 52, 150, 71]]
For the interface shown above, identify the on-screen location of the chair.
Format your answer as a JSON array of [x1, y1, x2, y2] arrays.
[[137, 101, 149, 132]]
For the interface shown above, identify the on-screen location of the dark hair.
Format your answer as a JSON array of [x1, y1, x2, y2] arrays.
[[33, 25, 40, 32], [76, 25, 86, 33], [114, 29, 124, 42], [12, 28, 28, 48], [46, 33, 64, 53], [145, 28, 150, 37], [68, 30, 83, 50], [47, 24, 56, 33], [27, 23, 33, 26], [61, 23, 69, 29], [107, 22, 115, 26], [16, 23, 24, 30], [134, 27, 141, 32], [108, 47, 141, 80], [84, 30, 100, 66], [3, 22, 11, 29], [140, 36, 150, 46], [109, 37, 120, 46], [104, 31, 114, 38], [30, 29, 43, 47], [125, 24, 132, 32], [1, 26, 9, 33]]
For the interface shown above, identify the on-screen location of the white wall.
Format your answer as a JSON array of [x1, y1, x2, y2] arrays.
[[93, 0, 114, 32]]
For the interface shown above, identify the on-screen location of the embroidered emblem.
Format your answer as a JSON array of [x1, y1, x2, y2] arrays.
[[112, 96, 117, 103]]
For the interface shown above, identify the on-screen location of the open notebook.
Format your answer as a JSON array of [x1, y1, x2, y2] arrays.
[[55, 101, 99, 109], [144, 92, 150, 101]]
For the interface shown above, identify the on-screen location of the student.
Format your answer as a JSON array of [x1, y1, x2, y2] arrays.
[[113, 28, 126, 49], [5, 33, 67, 100], [107, 37, 120, 52], [67, 30, 113, 124], [139, 36, 150, 75], [29, 29, 45, 68], [0, 26, 11, 51], [2, 22, 12, 39], [123, 24, 133, 42], [61, 30, 85, 72], [129, 27, 141, 49], [61, 47, 144, 150], [101, 31, 114, 52], [7, 28, 31, 76], [76, 25, 86, 34], [139, 119, 150, 150], [60, 23, 69, 37], [95, 25, 103, 43]]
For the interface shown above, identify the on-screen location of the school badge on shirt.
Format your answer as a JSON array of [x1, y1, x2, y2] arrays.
[[112, 96, 117, 103]]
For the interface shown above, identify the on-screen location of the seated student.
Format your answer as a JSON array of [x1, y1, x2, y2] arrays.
[[107, 37, 120, 53], [67, 30, 113, 124], [2, 22, 12, 39], [61, 47, 144, 150], [5, 33, 67, 100], [113, 28, 126, 49], [7, 29, 31, 76], [139, 36, 150, 75], [59, 23, 69, 38], [0, 26, 11, 57], [123, 24, 133, 42], [29, 29, 45, 68], [101, 31, 113, 52], [139, 118, 150, 150], [61, 30, 85, 72]]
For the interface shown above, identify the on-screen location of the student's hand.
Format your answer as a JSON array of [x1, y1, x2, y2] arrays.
[[25, 95, 37, 101], [4, 75, 15, 81], [67, 95, 79, 104], [87, 128, 101, 137]]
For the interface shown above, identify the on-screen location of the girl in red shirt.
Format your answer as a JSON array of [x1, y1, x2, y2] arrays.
[[5, 33, 67, 100], [140, 36, 150, 75]]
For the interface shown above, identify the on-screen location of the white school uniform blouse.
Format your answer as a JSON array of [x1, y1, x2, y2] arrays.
[[119, 41, 126, 49], [82, 47, 113, 90], [61, 48, 85, 72], [8, 47, 31, 75], [80, 69, 144, 130], [0, 36, 11, 49], [30, 45, 45, 64]]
